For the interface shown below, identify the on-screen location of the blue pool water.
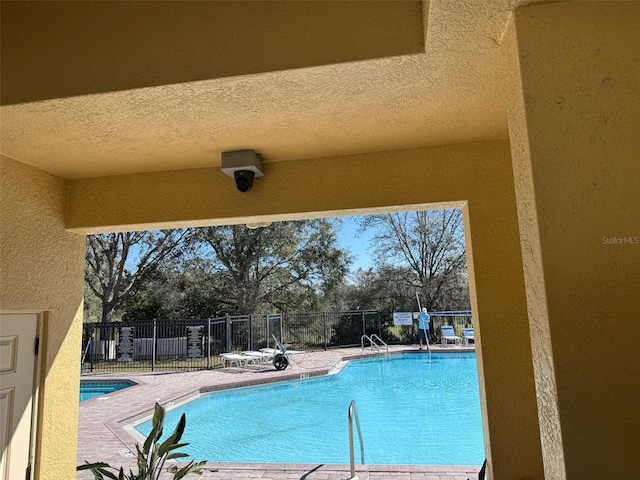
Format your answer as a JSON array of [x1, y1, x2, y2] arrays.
[[136, 353, 484, 466], [79, 380, 134, 402]]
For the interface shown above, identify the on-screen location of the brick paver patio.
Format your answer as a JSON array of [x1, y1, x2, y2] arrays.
[[77, 345, 481, 480]]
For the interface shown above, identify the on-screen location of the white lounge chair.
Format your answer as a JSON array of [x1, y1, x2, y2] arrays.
[[242, 350, 274, 363], [440, 325, 462, 346], [258, 347, 278, 356], [462, 328, 475, 346], [219, 352, 260, 367], [259, 336, 305, 370], [263, 336, 305, 356]]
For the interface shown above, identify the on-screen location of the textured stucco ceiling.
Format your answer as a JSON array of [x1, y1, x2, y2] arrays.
[[1, 0, 517, 179]]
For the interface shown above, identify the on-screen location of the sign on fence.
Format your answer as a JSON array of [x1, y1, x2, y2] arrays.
[[187, 326, 203, 360], [118, 327, 134, 362], [393, 312, 413, 326]]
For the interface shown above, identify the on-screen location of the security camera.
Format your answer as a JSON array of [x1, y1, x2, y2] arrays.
[[220, 150, 264, 193], [234, 170, 255, 192]]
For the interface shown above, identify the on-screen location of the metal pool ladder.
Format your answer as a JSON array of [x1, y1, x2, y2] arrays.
[[361, 334, 389, 356], [348, 400, 364, 480]]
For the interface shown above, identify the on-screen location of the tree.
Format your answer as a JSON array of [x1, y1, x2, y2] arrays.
[[196, 220, 350, 314], [359, 209, 469, 311], [85, 230, 188, 323], [122, 258, 225, 321], [340, 266, 414, 311]]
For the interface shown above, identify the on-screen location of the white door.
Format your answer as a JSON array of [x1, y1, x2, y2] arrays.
[[0, 313, 39, 480]]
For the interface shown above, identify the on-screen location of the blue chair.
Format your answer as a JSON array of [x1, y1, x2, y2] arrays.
[[462, 328, 475, 346], [440, 325, 462, 345]]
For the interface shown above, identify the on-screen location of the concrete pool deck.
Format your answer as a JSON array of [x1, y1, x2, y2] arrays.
[[77, 344, 481, 480]]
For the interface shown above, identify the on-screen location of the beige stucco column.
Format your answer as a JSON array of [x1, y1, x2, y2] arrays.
[[0, 156, 86, 479], [509, 3, 640, 479]]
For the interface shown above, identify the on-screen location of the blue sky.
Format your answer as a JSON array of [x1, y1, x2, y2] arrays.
[[333, 216, 375, 272]]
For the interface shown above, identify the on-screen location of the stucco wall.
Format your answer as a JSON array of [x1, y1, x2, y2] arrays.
[[67, 139, 544, 479], [0, 155, 85, 479], [511, 3, 640, 479]]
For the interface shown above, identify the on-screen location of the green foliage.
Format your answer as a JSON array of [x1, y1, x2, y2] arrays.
[[330, 313, 367, 346], [329, 310, 401, 346], [122, 290, 170, 322], [77, 403, 212, 480], [122, 257, 225, 321], [197, 220, 350, 314]]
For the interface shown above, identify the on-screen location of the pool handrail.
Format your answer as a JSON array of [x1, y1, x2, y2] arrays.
[[348, 400, 364, 480], [360, 334, 389, 355]]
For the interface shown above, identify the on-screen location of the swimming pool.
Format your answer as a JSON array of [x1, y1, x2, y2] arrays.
[[79, 380, 135, 402], [136, 353, 484, 465]]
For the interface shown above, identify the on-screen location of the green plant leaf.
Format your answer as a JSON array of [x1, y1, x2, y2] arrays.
[[77, 462, 111, 471], [143, 404, 165, 455], [76, 462, 120, 480], [159, 441, 189, 457], [135, 443, 148, 471], [77, 402, 210, 480], [166, 452, 189, 460], [167, 460, 208, 479], [157, 414, 186, 456], [100, 468, 118, 480]]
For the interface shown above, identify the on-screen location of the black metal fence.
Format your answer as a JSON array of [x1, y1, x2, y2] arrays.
[[80, 310, 472, 373]]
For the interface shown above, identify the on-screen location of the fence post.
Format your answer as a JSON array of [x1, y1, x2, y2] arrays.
[[430, 314, 434, 343], [323, 312, 327, 351], [207, 318, 211, 369], [226, 315, 231, 352], [248, 314, 253, 351], [377, 311, 382, 339], [90, 324, 95, 372], [152, 318, 157, 372], [361, 310, 366, 337]]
